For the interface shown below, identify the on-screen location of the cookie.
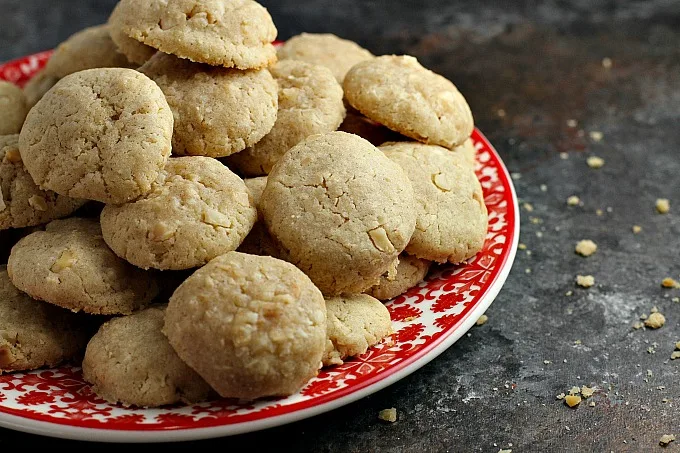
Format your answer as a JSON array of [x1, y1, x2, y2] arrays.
[[19, 68, 173, 204], [456, 138, 477, 167], [344, 55, 474, 148], [244, 176, 268, 210], [165, 252, 326, 400], [139, 52, 278, 158], [338, 108, 403, 146], [323, 294, 392, 367], [101, 157, 257, 270], [7, 218, 158, 315], [1, 135, 86, 230], [366, 254, 431, 301], [261, 131, 416, 295], [23, 70, 60, 109], [226, 60, 345, 176], [380, 141, 487, 263], [116, 0, 277, 69], [82, 306, 211, 407], [0, 81, 28, 135], [238, 176, 284, 257], [108, 1, 157, 65], [277, 33, 374, 83], [0, 266, 90, 372]]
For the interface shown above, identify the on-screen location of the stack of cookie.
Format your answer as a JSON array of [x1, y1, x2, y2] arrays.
[[0, 0, 487, 407]]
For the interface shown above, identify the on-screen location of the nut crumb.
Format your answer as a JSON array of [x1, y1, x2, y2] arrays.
[[589, 401, 595, 407], [523, 202, 534, 212], [544, 360, 551, 364], [589, 131, 603, 142], [586, 156, 605, 169], [671, 351, 680, 360], [50, 250, 77, 273], [568, 386, 581, 395], [3, 148, 22, 163], [632, 322, 644, 330], [564, 394, 581, 407], [559, 152, 569, 160], [602, 57, 613, 69], [632, 225, 642, 234], [565, 291, 573, 296], [659, 434, 675, 447], [656, 198, 670, 214], [518, 243, 527, 250], [476, 314, 489, 326], [673, 297, 680, 303], [576, 275, 595, 288], [596, 209, 603, 216], [675, 341, 680, 350], [567, 195, 580, 206], [575, 239, 597, 257], [644, 312, 665, 329], [556, 393, 565, 400], [402, 316, 417, 322], [661, 277, 680, 289], [378, 408, 397, 423], [567, 119, 577, 128]]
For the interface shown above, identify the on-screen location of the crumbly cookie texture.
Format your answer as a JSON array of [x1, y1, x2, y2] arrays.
[[82, 306, 211, 407], [226, 60, 345, 176], [0, 81, 28, 135], [261, 132, 416, 296], [7, 218, 158, 315], [101, 157, 257, 271], [0, 265, 90, 372], [165, 252, 327, 400], [108, 1, 157, 65], [19, 68, 173, 204], [366, 254, 431, 301], [323, 294, 392, 367], [139, 52, 278, 158], [0, 135, 85, 230], [339, 107, 404, 146], [344, 55, 474, 148], [117, 0, 278, 69], [380, 141, 487, 264], [23, 70, 60, 109], [277, 33, 374, 83]]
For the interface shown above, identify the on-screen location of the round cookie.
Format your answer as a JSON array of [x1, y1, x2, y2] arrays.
[[244, 176, 268, 210], [0, 81, 28, 135], [456, 137, 477, 167], [165, 252, 326, 400], [339, 108, 404, 146], [380, 141, 488, 263], [108, 1, 157, 65], [0, 265, 90, 372], [226, 60, 345, 176], [116, 0, 277, 69], [261, 131, 416, 296], [82, 306, 212, 407], [7, 218, 158, 315], [277, 33, 374, 83], [19, 68, 173, 204], [101, 157, 257, 271], [344, 55, 474, 148], [323, 294, 392, 367], [0, 135, 86, 230], [23, 70, 60, 109], [366, 254, 431, 301], [139, 52, 278, 158]]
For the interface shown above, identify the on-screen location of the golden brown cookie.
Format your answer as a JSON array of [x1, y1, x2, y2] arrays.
[[366, 254, 431, 301], [0, 81, 28, 135]]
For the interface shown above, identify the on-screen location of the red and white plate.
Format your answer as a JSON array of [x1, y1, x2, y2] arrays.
[[0, 52, 519, 443]]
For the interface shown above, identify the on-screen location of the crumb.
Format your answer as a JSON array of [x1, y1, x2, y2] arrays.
[[648, 346, 656, 354], [659, 434, 675, 446], [544, 360, 551, 364], [656, 198, 670, 214], [589, 401, 595, 407], [511, 172, 521, 180], [647, 369, 653, 377], [671, 351, 680, 360], [651, 306, 659, 313], [632, 322, 644, 330], [530, 217, 542, 224], [497, 109, 506, 118], [640, 313, 648, 320], [644, 312, 666, 329], [602, 57, 613, 69], [567, 119, 577, 128], [403, 316, 417, 322], [673, 297, 680, 303], [567, 195, 580, 206], [587, 156, 605, 169], [576, 275, 595, 288], [518, 243, 527, 250], [589, 131, 603, 142], [536, 231, 543, 238], [661, 277, 680, 289], [676, 341, 680, 350], [556, 393, 565, 400], [596, 209, 603, 216], [526, 250, 532, 256], [378, 408, 397, 423], [525, 268, 532, 274], [575, 239, 597, 257], [632, 225, 642, 234], [560, 152, 569, 160], [540, 184, 547, 192], [565, 291, 573, 296], [523, 202, 534, 212], [564, 395, 581, 407], [498, 449, 512, 453], [569, 386, 581, 395], [476, 314, 489, 326]]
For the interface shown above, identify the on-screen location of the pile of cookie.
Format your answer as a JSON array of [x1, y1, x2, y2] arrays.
[[0, 0, 487, 407]]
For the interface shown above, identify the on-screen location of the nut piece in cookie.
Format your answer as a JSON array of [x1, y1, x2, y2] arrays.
[[19, 68, 173, 204], [82, 306, 211, 407], [261, 131, 416, 296], [344, 55, 474, 148], [380, 141, 487, 264], [101, 157, 257, 271], [165, 252, 327, 400], [323, 294, 393, 367], [116, 0, 278, 69], [277, 33, 374, 83], [0, 265, 90, 372], [226, 60, 346, 176], [7, 218, 158, 315], [0, 81, 28, 135], [139, 52, 278, 158], [366, 254, 431, 301]]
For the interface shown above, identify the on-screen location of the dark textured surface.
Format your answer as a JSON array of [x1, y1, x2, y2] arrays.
[[2, 1, 680, 451]]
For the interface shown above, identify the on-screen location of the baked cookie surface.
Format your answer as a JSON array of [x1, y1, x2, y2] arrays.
[[101, 157, 257, 270], [366, 254, 431, 301], [0, 81, 28, 135], [18, 68, 173, 204], [108, 1, 157, 65]]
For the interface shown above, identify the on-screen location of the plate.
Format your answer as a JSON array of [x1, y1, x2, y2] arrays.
[[0, 52, 519, 443]]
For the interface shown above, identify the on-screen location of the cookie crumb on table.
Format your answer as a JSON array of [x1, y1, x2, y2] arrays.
[[564, 394, 581, 407], [659, 434, 675, 447], [581, 386, 595, 398], [378, 408, 397, 423], [567, 119, 578, 128], [476, 314, 489, 326], [567, 195, 580, 206], [602, 57, 613, 68], [523, 202, 534, 212], [586, 156, 605, 169], [661, 277, 680, 289], [575, 239, 597, 257], [656, 198, 670, 214], [576, 275, 595, 288], [671, 351, 680, 360], [589, 131, 603, 142], [644, 312, 666, 329], [632, 225, 642, 234]]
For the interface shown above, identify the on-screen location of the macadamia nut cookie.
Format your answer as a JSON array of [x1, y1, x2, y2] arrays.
[[139, 52, 278, 158], [165, 252, 326, 400], [0, 135, 85, 230], [0, 81, 28, 135], [261, 131, 416, 295], [108, 1, 157, 65], [83, 306, 211, 407], [380, 141, 487, 263], [116, 0, 278, 69], [19, 68, 173, 204], [323, 294, 392, 366], [0, 266, 90, 372], [277, 33, 374, 83], [344, 55, 473, 148], [226, 60, 345, 176], [101, 157, 257, 270], [366, 254, 431, 301], [7, 218, 158, 314]]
